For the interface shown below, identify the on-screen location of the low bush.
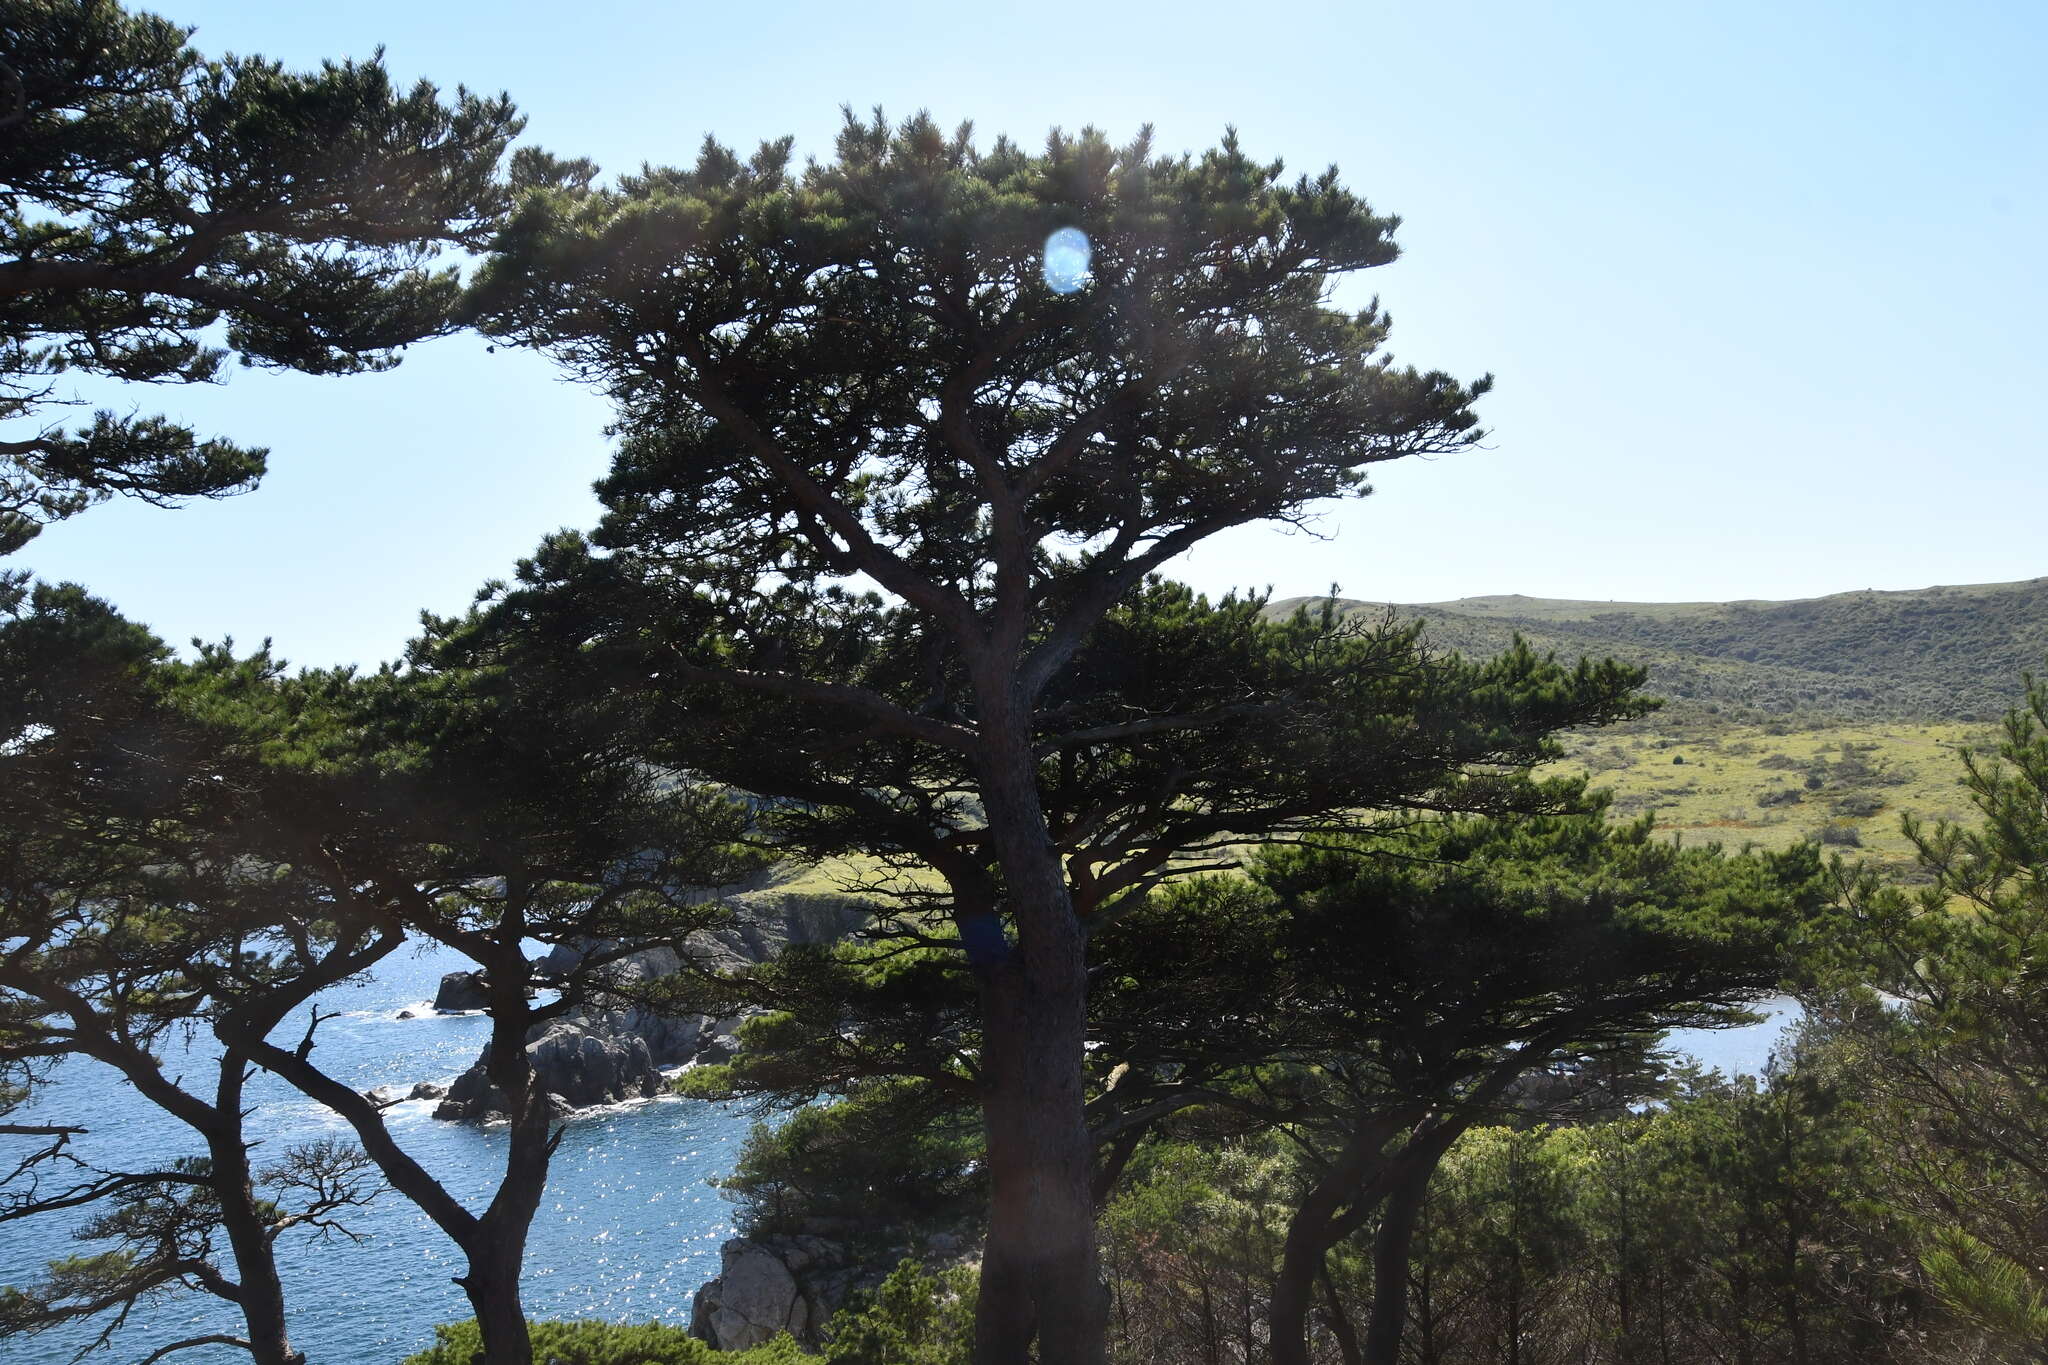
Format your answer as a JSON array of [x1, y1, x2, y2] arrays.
[[820, 1260, 975, 1365], [1818, 820, 1864, 847], [402, 1320, 807, 1365]]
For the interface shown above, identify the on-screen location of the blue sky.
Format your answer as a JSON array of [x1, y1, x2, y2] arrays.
[[19, 0, 2047, 669]]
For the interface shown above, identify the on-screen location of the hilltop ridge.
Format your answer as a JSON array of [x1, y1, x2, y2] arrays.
[[1271, 577, 2048, 724]]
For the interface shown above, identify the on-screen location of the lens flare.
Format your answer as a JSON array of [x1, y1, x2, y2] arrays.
[[1043, 227, 1092, 294]]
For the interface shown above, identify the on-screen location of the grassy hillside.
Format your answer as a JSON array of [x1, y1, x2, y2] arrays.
[[1274, 577, 2048, 725], [1269, 578, 2048, 876]]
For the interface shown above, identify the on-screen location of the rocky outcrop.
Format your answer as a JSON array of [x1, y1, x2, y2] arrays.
[[431, 1018, 660, 1122], [432, 970, 488, 1012], [362, 1080, 452, 1107], [688, 1229, 976, 1350], [690, 1239, 811, 1349], [532, 944, 713, 1066], [689, 1235, 868, 1349], [430, 871, 872, 1123]]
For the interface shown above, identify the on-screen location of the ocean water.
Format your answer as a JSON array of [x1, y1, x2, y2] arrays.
[[1667, 995, 1804, 1079], [0, 941, 756, 1365], [0, 939, 1797, 1365]]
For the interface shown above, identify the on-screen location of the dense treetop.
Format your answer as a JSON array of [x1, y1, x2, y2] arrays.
[[472, 113, 1488, 693], [0, 0, 520, 550]]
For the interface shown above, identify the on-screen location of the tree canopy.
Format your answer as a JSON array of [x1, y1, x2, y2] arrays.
[[0, 0, 520, 550], [459, 109, 1627, 1363]]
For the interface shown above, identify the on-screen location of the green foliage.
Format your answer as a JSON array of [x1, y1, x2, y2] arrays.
[[820, 1260, 976, 1365], [1921, 1227, 2048, 1345], [0, 0, 521, 549], [401, 1318, 808, 1365], [0, 1159, 227, 1350], [1098, 1141, 1292, 1364], [702, 1082, 982, 1240], [1812, 667, 2048, 1359]]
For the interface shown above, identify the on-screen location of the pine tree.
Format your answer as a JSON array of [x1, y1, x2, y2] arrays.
[[0, 0, 520, 550], [465, 112, 1607, 1363]]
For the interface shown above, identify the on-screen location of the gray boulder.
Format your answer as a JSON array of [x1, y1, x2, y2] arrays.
[[432, 1018, 660, 1123], [432, 970, 489, 1012], [686, 1229, 969, 1349], [689, 1238, 813, 1349]]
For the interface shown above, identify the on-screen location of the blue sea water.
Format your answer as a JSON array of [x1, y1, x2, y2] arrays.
[[0, 941, 757, 1365], [0, 938, 1798, 1365]]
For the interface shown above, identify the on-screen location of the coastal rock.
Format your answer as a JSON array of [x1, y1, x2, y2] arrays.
[[408, 1081, 447, 1101], [431, 1019, 660, 1123], [432, 970, 489, 1012], [430, 874, 873, 1121], [689, 1238, 813, 1349], [686, 1229, 969, 1349], [529, 1019, 661, 1108]]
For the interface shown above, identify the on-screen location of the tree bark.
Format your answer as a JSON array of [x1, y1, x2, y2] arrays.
[[1273, 1183, 1350, 1365], [1362, 1163, 1430, 1365], [975, 948, 1103, 1364], [1319, 1258, 1365, 1365], [460, 1232, 536, 1365], [1272, 1118, 1404, 1365], [206, 1054, 302, 1365], [447, 946, 562, 1365], [971, 716, 1106, 1365], [26, 989, 307, 1365]]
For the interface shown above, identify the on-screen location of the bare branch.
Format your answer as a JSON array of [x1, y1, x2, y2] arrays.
[[137, 1334, 254, 1365]]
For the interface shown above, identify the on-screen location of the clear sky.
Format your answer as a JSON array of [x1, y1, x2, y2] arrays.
[[19, 0, 2048, 669]]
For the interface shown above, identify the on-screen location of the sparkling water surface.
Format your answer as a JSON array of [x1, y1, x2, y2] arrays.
[[0, 941, 755, 1364], [0, 940, 1794, 1365]]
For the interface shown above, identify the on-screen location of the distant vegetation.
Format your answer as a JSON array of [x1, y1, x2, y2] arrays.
[[1271, 582, 2047, 879], [1277, 577, 2048, 726]]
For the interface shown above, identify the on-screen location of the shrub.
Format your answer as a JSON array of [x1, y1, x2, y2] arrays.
[[1757, 788, 1802, 808], [821, 1260, 976, 1365], [402, 1319, 808, 1365], [700, 1081, 983, 1239], [1830, 793, 1886, 818], [1818, 820, 1863, 848]]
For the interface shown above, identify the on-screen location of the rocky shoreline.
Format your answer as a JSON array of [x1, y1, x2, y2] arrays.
[[368, 873, 885, 1346], [396, 878, 869, 1125]]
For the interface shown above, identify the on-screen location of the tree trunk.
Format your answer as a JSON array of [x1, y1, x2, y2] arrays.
[[454, 963, 558, 1365], [971, 719, 1106, 1365], [1363, 1163, 1430, 1365], [460, 1232, 536, 1365], [1273, 1118, 1409, 1365], [207, 1058, 301, 1365], [1320, 1259, 1365, 1365], [1274, 1168, 1363, 1365], [976, 959, 1104, 1364], [75, 1025, 304, 1365]]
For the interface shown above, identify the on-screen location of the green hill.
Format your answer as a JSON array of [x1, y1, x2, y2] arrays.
[[1268, 578, 2048, 874], [1273, 577, 2048, 726]]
